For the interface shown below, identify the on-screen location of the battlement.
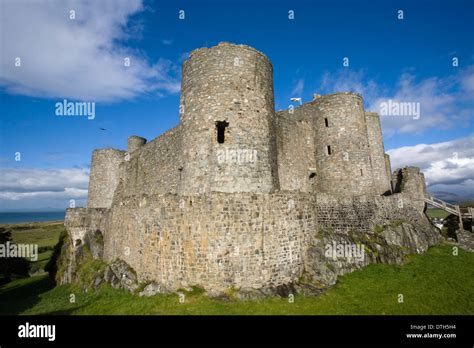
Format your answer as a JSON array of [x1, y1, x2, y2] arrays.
[[313, 91, 363, 104], [189, 42, 272, 65], [127, 135, 147, 154], [277, 91, 363, 115]]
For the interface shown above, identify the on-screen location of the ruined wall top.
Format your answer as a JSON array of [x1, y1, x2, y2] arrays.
[[188, 42, 272, 67]]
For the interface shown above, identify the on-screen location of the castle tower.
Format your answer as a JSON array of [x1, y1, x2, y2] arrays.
[[127, 135, 146, 154], [384, 153, 393, 192], [365, 112, 392, 195], [313, 92, 375, 195], [392, 166, 427, 212], [178, 42, 279, 195], [87, 148, 124, 208]]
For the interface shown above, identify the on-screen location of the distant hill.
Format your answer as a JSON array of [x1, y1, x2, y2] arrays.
[[428, 191, 473, 205]]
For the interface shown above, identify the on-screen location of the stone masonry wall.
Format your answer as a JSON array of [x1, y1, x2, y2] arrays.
[[276, 106, 316, 192], [66, 190, 437, 293], [384, 154, 393, 192], [392, 166, 427, 212], [64, 208, 109, 244], [114, 126, 183, 201], [315, 192, 430, 233], [103, 192, 315, 291], [128, 136, 147, 154]]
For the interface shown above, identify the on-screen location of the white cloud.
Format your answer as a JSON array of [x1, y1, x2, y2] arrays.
[[371, 74, 457, 135], [0, 0, 180, 102], [387, 136, 474, 199], [291, 79, 305, 97], [318, 67, 473, 136], [460, 66, 474, 94], [0, 167, 89, 210], [319, 69, 381, 103]]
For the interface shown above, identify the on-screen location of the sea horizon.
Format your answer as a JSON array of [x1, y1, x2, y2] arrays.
[[0, 211, 66, 224]]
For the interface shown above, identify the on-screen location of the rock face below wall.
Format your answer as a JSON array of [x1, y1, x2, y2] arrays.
[[304, 221, 440, 289], [303, 193, 441, 290], [457, 229, 474, 252]]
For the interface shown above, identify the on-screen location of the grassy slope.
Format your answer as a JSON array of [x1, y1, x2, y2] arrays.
[[4, 221, 64, 273], [426, 208, 451, 219], [1, 245, 473, 315]]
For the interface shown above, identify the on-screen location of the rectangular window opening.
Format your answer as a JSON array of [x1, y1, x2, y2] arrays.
[[324, 118, 329, 127], [327, 145, 331, 155], [360, 169, 363, 176], [215, 121, 229, 144]]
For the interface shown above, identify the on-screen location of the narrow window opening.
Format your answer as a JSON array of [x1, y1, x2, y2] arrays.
[[360, 169, 363, 176], [215, 121, 229, 144], [327, 145, 331, 155], [324, 118, 329, 127], [178, 166, 183, 182]]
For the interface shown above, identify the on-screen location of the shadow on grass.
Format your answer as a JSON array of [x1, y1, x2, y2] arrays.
[[0, 276, 55, 315], [41, 307, 86, 315]]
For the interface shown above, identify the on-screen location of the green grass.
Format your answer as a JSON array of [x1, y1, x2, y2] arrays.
[[6, 221, 64, 247], [1, 244, 473, 315], [1, 221, 65, 274], [1, 221, 473, 315], [426, 208, 451, 219]]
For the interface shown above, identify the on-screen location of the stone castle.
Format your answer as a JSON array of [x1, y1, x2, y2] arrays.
[[63, 43, 440, 297]]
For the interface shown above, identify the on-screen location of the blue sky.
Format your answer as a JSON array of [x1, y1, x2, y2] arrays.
[[0, 0, 473, 210]]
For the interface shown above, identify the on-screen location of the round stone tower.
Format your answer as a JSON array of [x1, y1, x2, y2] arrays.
[[87, 148, 124, 208], [365, 112, 392, 195], [179, 42, 279, 195], [313, 92, 374, 196]]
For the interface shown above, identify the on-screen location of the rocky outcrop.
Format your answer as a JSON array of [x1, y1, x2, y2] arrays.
[[381, 222, 440, 253], [302, 220, 440, 289], [139, 282, 171, 297], [104, 259, 139, 293], [457, 230, 474, 252]]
